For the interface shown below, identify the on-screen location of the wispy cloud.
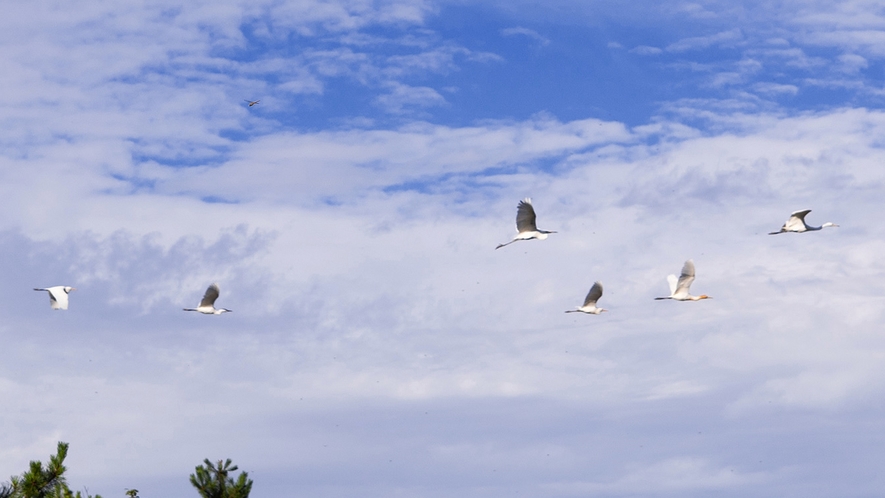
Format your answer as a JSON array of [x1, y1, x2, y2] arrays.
[[630, 45, 663, 55], [666, 28, 744, 52], [753, 82, 799, 96], [373, 82, 447, 113], [500, 26, 551, 46]]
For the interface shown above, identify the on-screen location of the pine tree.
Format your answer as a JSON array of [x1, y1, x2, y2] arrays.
[[189, 459, 252, 498], [0, 443, 101, 498]]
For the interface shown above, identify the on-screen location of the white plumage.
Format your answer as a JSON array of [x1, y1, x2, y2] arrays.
[[565, 281, 607, 314], [183, 283, 232, 314], [769, 209, 838, 235], [33, 286, 76, 310], [655, 260, 711, 302], [496, 198, 557, 250]]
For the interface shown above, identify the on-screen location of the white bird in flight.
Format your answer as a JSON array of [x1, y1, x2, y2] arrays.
[[33, 286, 76, 310], [565, 281, 607, 314], [654, 260, 711, 301], [496, 198, 557, 250], [183, 283, 232, 314], [768, 209, 839, 235]]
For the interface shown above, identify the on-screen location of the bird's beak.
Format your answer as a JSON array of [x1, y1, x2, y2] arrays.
[[71, 288, 77, 291]]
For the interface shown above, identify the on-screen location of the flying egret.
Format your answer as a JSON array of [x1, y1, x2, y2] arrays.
[[244, 99, 260, 107], [654, 260, 711, 301], [496, 198, 557, 250], [183, 283, 232, 314], [33, 286, 76, 310], [769, 209, 839, 235], [565, 281, 607, 314]]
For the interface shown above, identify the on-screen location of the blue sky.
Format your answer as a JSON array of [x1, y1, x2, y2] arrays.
[[2, 1, 885, 497]]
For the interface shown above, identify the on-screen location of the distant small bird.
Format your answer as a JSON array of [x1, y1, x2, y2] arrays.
[[496, 198, 557, 249], [769, 209, 838, 234], [655, 260, 711, 301], [565, 281, 607, 314], [33, 286, 76, 310], [183, 283, 232, 314], [244, 99, 260, 107]]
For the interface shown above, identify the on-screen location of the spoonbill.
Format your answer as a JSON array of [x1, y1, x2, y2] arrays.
[[769, 209, 838, 235], [654, 260, 711, 301], [183, 283, 232, 314], [565, 281, 607, 314], [244, 99, 260, 107], [33, 286, 76, 310], [496, 198, 557, 249]]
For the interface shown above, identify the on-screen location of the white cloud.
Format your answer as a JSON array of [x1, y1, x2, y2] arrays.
[[666, 28, 744, 52], [373, 82, 448, 113], [500, 26, 551, 46], [630, 45, 663, 55], [5, 104, 885, 496], [753, 82, 800, 95], [838, 52, 869, 72]]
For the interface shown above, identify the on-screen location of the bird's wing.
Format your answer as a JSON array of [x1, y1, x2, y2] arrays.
[[47, 286, 68, 310], [675, 260, 696, 295], [583, 281, 603, 306], [200, 284, 220, 307], [667, 274, 678, 295], [785, 209, 811, 231], [515, 199, 538, 233]]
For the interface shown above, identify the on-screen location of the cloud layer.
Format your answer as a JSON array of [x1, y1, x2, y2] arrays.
[[2, 1, 885, 497]]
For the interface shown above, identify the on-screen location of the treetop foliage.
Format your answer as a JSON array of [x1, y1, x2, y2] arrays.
[[3, 443, 252, 498], [189, 459, 252, 498], [0, 442, 100, 498]]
